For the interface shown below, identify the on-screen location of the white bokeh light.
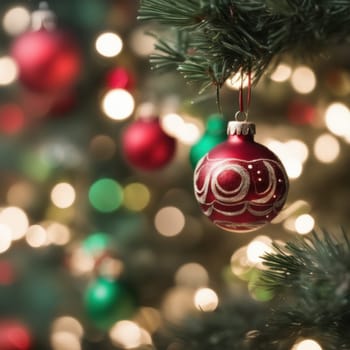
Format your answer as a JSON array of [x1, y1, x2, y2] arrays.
[[95, 32, 123, 57], [194, 288, 219, 312], [291, 66, 316, 94], [0, 224, 12, 253], [313, 133, 340, 163], [294, 214, 315, 235], [51, 183, 76, 209], [325, 102, 350, 138], [0, 206, 29, 240], [0, 56, 18, 85], [2, 6, 31, 36], [270, 63, 292, 82], [155, 206, 185, 237], [102, 89, 135, 120], [292, 339, 322, 350], [247, 238, 273, 264]]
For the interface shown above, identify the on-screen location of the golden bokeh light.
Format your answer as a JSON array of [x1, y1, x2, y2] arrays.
[[123, 182, 151, 211]]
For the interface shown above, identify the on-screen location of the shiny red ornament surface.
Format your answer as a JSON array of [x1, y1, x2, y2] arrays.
[[11, 29, 81, 93], [194, 122, 289, 232], [122, 116, 176, 171]]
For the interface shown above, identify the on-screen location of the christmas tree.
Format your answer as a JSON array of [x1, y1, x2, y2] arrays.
[[0, 0, 349, 349]]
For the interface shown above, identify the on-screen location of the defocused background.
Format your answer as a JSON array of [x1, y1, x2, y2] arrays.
[[0, 0, 349, 349]]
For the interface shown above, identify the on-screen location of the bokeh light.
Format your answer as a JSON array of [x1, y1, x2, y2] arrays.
[[2, 6, 31, 36], [194, 288, 219, 312], [25, 225, 48, 248], [0, 56, 18, 85], [89, 178, 123, 213], [225, 71, 250, 90], [264, 139, 307, 180], [51, 316, 83, 340], [175, 263, 209, 288], [154, 206, 185, 237], [0, 206, 29, 240], [95, 32, 123, 57], [82, 232, 110, 257], [291, 66, 316, 94], [294, 214, 315, 235], [109, 321, 142, 349], [247, 236, 273, 264], [69, 247, 95, 276], [51, 182, 76, 209], [291, 339, 322, 350], [102, 89, 135, 120], [325, 102, 350, 138], [130, 25, 157, 56], [50, 331, 81, 350], [46, 222, 71, 246], [0, 224, 12, 253], [123, 182, 151, 211], [161, 113, 201, 145], [270, 63, 292, 82], [313, 133, 340, 163]]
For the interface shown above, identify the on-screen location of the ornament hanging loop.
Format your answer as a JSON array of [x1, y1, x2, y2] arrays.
[[234, 110, 248, 122], [235, 70, 252, 120]]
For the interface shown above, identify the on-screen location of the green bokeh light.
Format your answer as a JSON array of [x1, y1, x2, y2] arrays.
[[89, 178, 123, 213], [82, 232, 110, 257]]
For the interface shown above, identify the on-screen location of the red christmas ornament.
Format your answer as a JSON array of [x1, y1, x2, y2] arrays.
[[194, 121, 289, 233], [11, 29, 82, 93], [122, 116, 176, 171]]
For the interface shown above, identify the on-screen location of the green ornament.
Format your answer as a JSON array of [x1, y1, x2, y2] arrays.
[[84, 277, 136, 329], [189, 114, 227, 168]]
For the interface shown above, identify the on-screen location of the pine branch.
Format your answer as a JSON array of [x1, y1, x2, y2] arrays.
[[139, 0, 350, 92], [160, 230, 350, 350]]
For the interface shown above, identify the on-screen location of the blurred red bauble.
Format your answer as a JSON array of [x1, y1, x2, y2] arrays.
[[105, 67, 135, 91], [287, 100, 316, 125], [193, 121, 289, 233], [122, 116, 176, 171], [11, 29, 82, 93], [0, 321, 32, 350]]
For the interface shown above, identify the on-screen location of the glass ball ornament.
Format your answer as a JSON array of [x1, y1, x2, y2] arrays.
[[84, 277, 136, 329], [193, 121, 289, 233], [11, 28, 82, 93], [122, 116, 176, 171], [189, 113, 227, 168]]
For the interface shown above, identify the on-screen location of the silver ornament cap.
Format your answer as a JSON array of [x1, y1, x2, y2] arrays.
[[227, 121, 256, 136]]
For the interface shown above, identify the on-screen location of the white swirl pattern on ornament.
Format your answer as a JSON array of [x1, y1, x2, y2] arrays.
[[194, 156, 288, 218]]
